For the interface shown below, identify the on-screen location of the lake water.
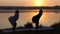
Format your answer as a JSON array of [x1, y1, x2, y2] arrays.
[[0, 9, 60, 29]]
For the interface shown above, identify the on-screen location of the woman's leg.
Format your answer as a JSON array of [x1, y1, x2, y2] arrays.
[[36, 22, 39, 30], [13, 22, 17, 32]]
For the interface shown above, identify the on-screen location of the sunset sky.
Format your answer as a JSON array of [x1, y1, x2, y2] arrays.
[[0, 0, 60, 29], [0, 0, 59, 6]]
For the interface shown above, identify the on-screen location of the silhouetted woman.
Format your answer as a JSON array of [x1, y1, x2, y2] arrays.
[[8, 9, 19, 32], [32, 9, 43, 29]]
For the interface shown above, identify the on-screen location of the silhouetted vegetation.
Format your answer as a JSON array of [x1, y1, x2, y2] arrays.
[[24, 22, 33, 28], [51, 22, 60, 30], [39, 25, 44, 28]]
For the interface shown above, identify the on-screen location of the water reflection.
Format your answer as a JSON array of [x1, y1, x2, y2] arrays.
[[0, 10, 60, 29]]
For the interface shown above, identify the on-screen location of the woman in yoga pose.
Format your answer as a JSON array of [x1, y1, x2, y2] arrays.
[[32, 9, 43, 29], [8, 9, 19, 32]]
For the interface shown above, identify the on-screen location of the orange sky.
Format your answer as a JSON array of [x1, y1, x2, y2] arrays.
[[0, 0, 60, 6]]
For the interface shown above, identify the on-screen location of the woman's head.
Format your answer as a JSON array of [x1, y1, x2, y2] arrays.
[[39, 9, 43, 12], [15, 9, 19, 14]]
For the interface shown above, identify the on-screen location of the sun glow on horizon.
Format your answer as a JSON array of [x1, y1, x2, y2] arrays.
[[34, 0, 44, 6]]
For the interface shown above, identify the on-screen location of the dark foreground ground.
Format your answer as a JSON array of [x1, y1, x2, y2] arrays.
[[0, 27, 60, 34], [0, 29, 60, 34]]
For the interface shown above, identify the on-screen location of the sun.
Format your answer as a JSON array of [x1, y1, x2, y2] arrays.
[[36, 0, 41, 6], [34, 0, 43, 6]]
